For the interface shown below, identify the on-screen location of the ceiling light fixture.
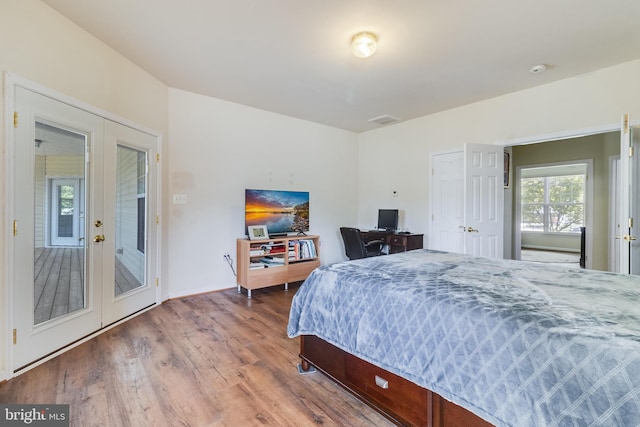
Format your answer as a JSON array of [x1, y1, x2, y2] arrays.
[[351, 32, 377, 59]]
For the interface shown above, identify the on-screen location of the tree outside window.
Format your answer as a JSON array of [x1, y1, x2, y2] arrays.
[[521, 174, 585, 233]]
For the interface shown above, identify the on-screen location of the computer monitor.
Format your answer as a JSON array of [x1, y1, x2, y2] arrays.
[[377, 209, 399, 231]]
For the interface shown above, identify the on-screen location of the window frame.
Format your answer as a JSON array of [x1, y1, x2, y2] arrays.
[[516, 160, 593, 249], [520, 174, 586, 234]]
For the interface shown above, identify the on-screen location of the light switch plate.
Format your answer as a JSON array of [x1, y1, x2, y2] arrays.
[[173, 194, 187, 204]]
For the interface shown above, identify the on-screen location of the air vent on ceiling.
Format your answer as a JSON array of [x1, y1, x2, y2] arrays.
[[368, 115, 401, 125]]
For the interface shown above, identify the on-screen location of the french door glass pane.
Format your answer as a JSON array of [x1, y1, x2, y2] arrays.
[[115, 145, 147, 296], [33, 122, 87, 325]]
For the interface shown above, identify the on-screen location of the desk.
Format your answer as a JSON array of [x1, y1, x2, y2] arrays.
[[361, 231, 424, 254]]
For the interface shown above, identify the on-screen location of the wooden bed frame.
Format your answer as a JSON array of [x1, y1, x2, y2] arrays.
[[299, 335, 493, 427]]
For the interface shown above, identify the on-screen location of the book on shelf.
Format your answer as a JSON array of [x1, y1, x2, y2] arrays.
[[288, 239, 317, 260], [254, 243, 286, 254]]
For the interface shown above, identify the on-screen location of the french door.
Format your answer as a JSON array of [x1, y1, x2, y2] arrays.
[[430, 144, 504, 257], [619, 114, 640, 274], [102, 121, 159, 325], [11, 84, 159, 370]]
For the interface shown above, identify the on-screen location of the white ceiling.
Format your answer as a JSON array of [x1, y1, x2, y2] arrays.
[[41, 0, 640, 133]]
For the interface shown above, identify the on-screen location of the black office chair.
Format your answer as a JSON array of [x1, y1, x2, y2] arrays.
[[339, 227, 385, 260]]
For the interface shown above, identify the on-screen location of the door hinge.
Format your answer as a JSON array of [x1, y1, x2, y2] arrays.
[[624, 114, 629, 134], [13, 220, 18, 236], [155, 277, 159, 287], [156, 153, 160, 162], [156, 215, 160, 225], [629, 218, 634, 228], [13, 329, 17, 344], [630, 146, 634, 157], [13, 112, 18, 128]]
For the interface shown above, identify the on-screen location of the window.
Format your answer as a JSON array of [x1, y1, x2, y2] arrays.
[[521, 164, 586, 233]]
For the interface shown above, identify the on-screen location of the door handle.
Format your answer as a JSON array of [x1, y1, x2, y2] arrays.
[[623, 235, 637, 242], [93, 235, 105, 242], [467, 227, 479, 233]]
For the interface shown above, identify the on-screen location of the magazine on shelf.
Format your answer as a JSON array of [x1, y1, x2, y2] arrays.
[[259, 256, 285, 267], [249, 262, 266, 270]]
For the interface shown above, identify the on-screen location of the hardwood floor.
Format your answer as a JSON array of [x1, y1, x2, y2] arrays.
[[0, 284, 394, 427]]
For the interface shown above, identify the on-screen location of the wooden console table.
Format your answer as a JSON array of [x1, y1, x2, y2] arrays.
[[360, 231, 424, 254], [236, 235, 320, 298]]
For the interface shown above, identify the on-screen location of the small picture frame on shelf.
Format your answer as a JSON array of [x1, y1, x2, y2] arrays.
[[248, 225, 269, 240]]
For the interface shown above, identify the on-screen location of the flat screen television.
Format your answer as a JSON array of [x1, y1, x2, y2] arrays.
[[245, 189, 310, 236], [377, 209, 399, 231]]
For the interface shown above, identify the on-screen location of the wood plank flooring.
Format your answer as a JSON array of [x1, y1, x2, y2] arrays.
[[0, 284, 394, 427]]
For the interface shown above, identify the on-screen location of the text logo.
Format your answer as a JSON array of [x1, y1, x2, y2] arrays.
[[1, 404, 69, 426]]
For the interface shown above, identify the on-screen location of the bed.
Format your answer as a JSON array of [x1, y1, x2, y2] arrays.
[[287, 249, 640, 426]]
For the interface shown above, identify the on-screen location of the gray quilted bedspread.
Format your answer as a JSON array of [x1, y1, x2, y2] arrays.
[[287, 250, 640, 427]]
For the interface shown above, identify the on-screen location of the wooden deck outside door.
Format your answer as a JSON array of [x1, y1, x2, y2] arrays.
[[10, 81, 159, 372]]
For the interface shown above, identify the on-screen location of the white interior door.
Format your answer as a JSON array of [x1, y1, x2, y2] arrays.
[[430, 144, 504, 257], [619, 115, 640, 274], [464, 143, 504, 258], [430, 151, 465, 252], [11, 84, 159, 371]]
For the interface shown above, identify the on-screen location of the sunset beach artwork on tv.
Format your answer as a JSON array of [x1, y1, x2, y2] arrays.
[[245, 189, 310, 235]]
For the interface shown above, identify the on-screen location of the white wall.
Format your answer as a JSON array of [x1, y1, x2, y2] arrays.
[[358, 59, 640, 249], [167, 88, 358, 298], [0, 0, 168, 380]]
